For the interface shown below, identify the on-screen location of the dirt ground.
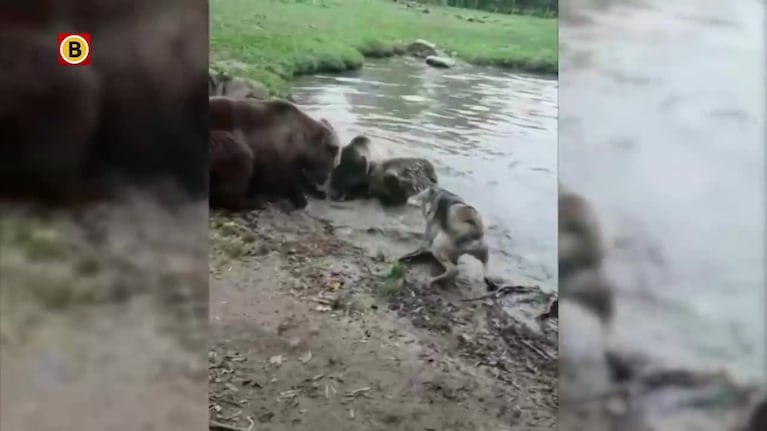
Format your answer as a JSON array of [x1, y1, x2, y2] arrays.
[[209, 204, 558, 431], [0, 197, 209, 431]]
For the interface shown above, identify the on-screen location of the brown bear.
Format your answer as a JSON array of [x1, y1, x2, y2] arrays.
[[328, 135, 437, 206], [558, 185, 614, 323], [558, 185, 606, 279], [0, 0, 209, 205], [208, 96, 340, 210]]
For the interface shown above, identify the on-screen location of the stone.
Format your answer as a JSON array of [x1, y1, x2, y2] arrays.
[[406, 39, 438, 58], [209, 70, 269, 100], [425, 56, 456, 69]]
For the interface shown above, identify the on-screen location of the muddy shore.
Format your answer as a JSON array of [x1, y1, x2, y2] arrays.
[[209, 201, 558, 430]]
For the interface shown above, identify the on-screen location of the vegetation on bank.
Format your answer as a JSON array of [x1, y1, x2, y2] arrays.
[[417, 0, 558, 17], [210, 0, 557, 96]]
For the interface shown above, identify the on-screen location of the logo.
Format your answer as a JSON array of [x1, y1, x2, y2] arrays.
[[58, 33, 91, 66]]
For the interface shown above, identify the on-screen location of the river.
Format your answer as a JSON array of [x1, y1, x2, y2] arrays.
[[291, 57, 559, 293], [560, 0, 765, 384]]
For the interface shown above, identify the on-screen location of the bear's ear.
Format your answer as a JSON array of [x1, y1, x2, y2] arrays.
[[319, 118, 335, 131], [318, 123, 340, 156]]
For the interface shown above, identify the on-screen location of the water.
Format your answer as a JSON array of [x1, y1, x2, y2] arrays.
[[291, 58, 558, 292], [560, 0, 765, 383]]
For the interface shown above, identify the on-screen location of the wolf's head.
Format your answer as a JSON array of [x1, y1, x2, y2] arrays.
[[408, 186, 435, 205], [407, 186, 440, 219]]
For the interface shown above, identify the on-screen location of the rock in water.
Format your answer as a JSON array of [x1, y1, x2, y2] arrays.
[[407, 39, 438, 58], [209, 70, 268, 100], [425, 56, 456, 69]]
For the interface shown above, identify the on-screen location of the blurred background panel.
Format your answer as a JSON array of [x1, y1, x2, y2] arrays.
[[0, 1, 209, 430], [558, 0, 765, 429]]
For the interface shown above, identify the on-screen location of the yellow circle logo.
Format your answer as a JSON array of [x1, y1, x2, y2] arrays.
[[59, 35, 90, 65]]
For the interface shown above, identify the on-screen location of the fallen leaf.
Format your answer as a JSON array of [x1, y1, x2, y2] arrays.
[[288, 337, 302, 349], [345, 387, 371, 397]]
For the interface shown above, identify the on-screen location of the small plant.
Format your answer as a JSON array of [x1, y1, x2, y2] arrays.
[[376, 261, 406, 297], [385, 262, 405, 280]]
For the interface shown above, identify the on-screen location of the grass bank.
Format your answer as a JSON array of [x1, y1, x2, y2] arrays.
[[210, 0, 558, 96]]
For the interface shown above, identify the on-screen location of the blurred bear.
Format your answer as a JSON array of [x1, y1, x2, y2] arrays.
[[0, 0, 209, 205]]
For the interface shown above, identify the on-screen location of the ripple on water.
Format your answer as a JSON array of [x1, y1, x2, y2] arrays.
[[400, 94, 430, 103]]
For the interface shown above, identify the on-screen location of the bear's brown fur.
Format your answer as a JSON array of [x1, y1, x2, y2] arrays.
[[208, 96, 340, 210], [558, 188, 606, 278], [0, 0, 209, 205], [209, 129, 259, 211], [558, 186, 614, 323]]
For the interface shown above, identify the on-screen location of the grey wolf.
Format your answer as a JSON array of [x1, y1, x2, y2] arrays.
[[401, 186, 495, 289]]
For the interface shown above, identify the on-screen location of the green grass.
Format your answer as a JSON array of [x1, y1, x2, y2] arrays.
[[376, 261, 406, 296], [209, 215, 257, 261], [385, 261, 406, 280], [210, 0, 558, 96]]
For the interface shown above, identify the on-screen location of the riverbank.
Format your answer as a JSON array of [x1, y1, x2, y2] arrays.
[[210, 0, 558, 97], [209, 204, 558, 430]]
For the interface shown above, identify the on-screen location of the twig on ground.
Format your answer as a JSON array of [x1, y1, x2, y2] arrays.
[[219, 410, 243, 421], [210, 415, 255, 431], [345, 386, 372, 397], [519, 338, 552, 361], [461, 285, 537, 302], [216, 398, 245, 408]]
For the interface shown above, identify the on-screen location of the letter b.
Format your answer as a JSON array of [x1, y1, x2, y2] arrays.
[[68, 41, 81, 58]]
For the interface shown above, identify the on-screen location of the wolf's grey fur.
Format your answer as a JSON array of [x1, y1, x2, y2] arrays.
[[406, 186, 493, 288]]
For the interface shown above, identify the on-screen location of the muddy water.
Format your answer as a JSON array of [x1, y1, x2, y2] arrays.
[[560, 0, 765, 383], [291, 58, 558, 292]]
